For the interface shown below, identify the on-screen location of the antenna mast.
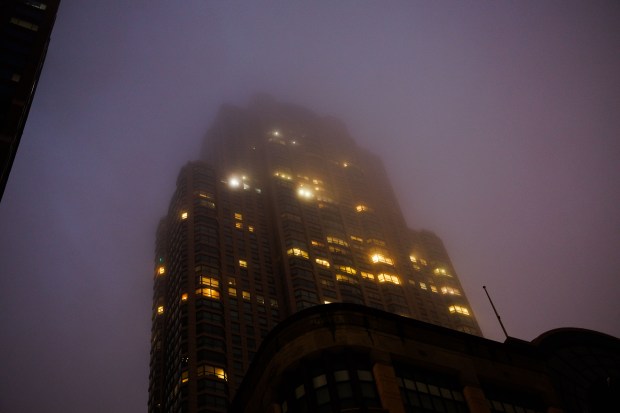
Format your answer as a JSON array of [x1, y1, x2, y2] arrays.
[[483, 285, 509, 339]]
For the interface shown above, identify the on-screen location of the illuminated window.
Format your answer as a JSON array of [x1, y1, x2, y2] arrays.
[[157, 305, 164, 315], [270, 298, 279, 308], [430, 285, 438, 293], [228, 288, 237, 297], [199, 277, 219, 288], [323, 300, 332, 304], [434, 267, 450, 276], [336, 274, 358, 284], [370, 253, 394, 265], [256, 295, 265, 304], [248, 226, 255, 233], [377, 273, 400, 284], [440, 286, 461, 296], [10, 17, 39, 31], [311, 240, 325, 247], [235, 222, 243, 229], [419, 282, 427, 290], [326, 236, 349, 247], [239, 260, 248, 268], [287, 248, 309, 259], [355, 204, 370, 212], [360, 271, 375, 280], [157, 266, 165, 275], [336, 265, 357, 274], [449, 305, 470, 316], [409, 255, 417, 263], [228, 278, 236, 286], [181, 370, 188, 383], [196, 288, 220, 299], [181, 293, 188, 301], [297, 187, 314, 199], [274, 171, 293, 180], [315, 258, 330, 267], [181, 211, 188, 220], [234, 212, 243, 220], [197, 365, 227, 381], [242, 291, 251, 300], [350, 235, 363, 243]]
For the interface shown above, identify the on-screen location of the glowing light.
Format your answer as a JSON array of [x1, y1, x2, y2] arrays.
[[434, 267, 450, 276], [370, 253, 394, 265], [181, 293, 188, 301], [315, 258, 330, 267], [336, 265, 357, 274], [336, 274, 357, 284], [377, 273, 400, 284], [273, 130, 280, 136], [181, 212, 188, 220], [449, 305, 470, 316], [297, 187, 314, 199], [287, 248, 309, 259], [327, 236, 349, 247], [196, 288, 220, 299], [229, 177, 240, 188], [198, 277, 219, 288], [157, 266, 165, 275], [197, 365, 227, 381], [274, 171, 292, 180], [157, 305, 164, 315], [441, 287, 461, 296]]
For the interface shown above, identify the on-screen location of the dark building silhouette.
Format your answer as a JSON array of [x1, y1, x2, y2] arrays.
[[149, 96, 484, 412], [231, 303, 620, 413], [0, 0, 60, 201]]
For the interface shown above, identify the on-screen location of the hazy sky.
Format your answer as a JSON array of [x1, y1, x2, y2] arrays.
[[1, 1, 619, 412]]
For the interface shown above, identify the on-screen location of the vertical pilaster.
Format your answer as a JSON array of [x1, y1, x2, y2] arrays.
[[372, 362, 406, 413], [463, 386, 491, 413]]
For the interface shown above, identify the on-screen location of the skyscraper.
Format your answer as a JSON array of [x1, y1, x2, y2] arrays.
[[149, 96, 481, 413], [0, 0, 60, 201]]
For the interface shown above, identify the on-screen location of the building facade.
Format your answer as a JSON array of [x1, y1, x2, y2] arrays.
[[0, 0, 60, 201], [231, 303, 620, 413], [149, 96, 481, 413]]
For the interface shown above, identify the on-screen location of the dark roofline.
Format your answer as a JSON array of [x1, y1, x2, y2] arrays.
[[232, 303, 541, 409]]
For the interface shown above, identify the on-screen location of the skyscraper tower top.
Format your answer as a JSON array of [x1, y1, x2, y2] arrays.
[[149, 97, 481, 413]]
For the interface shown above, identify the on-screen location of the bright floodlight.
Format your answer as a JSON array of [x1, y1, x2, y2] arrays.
[[297, 187, 314, 199], [229, 177, 240, 188]]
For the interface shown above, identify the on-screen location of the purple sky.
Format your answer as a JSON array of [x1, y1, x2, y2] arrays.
[[1, 1, 619, 412]]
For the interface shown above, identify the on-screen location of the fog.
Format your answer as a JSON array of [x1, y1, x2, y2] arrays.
[[1, 1, 619, 412]]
